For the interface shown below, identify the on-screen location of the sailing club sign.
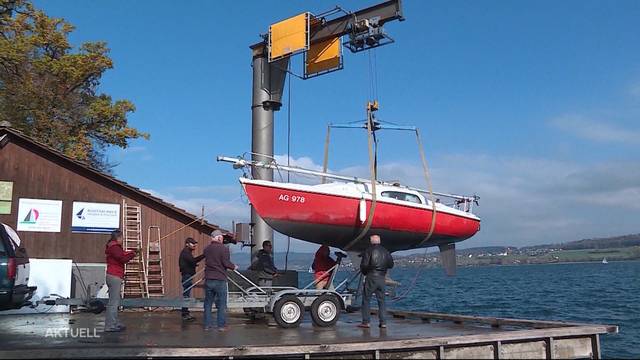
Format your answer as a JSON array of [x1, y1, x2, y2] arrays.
[[71, 202, 120, 234], [17, 198, 63, 233]]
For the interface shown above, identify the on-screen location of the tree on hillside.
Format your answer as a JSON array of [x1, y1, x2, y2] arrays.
[[0, 0, 148, 172]]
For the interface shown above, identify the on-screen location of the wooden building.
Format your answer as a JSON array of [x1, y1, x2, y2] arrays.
[[0, 125, 227, 297]]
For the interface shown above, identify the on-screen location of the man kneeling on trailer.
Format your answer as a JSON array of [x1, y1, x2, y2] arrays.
[[312, 244, 337, 289], [358, 234, 394, 329], [248, 241, 278, 288]]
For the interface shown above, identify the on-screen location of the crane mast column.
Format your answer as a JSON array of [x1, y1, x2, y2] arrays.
[[250, 48, 275, 261]]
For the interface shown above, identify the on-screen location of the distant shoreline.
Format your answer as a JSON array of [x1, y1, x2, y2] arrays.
[[490, 259, 640, 266], [395, 258, 640, 269]]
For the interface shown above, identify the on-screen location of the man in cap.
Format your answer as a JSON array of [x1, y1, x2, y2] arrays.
[[203, 229, 237, 331], [178, 237, 204, 321]]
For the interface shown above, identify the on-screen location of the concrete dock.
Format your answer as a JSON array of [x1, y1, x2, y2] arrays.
[[0, 309, 617, 359]]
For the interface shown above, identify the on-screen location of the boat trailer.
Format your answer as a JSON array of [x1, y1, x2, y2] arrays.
[[40, 255, 355, 329]]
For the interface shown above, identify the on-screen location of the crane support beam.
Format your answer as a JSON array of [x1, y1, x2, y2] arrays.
[[310, 0, 404, 44], [251, 0, 404, 52]]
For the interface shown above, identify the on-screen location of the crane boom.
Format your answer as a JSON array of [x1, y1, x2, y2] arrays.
[[251, 0, 404, 51]]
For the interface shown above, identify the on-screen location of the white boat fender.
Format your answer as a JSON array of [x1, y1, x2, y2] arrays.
[[359, 196, 367, 223]]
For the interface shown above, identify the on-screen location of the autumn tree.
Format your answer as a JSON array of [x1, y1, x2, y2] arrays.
[[0, 0, 147, 172]]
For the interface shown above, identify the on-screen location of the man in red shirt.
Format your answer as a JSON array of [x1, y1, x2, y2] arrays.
[[312, 245, 337, 289], [104, 229, 137, 332]]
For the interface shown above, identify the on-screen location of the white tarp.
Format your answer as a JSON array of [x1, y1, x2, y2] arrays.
[[71, 202, 120, 234], [0, 258, 72, 314], [16, 198, 62, 233]]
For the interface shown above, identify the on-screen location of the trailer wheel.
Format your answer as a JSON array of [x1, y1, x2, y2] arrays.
[[273, 295, 304, 328], [311, 294, 340, 327]]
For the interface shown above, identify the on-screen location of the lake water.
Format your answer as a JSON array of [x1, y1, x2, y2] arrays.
[[302, 260, 639, 358]]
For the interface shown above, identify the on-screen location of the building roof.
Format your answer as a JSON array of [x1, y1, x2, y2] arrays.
[[0, 125, 228, 235]]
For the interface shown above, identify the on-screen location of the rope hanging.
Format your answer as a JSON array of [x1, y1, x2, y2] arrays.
[[344, 106, 378, 251], [391, 129, 438, 302], [416, 129, 438, 247], [158, 195, 244, 242]]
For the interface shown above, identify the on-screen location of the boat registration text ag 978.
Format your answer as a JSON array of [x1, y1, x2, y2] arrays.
[[278, 194, 306, 203]]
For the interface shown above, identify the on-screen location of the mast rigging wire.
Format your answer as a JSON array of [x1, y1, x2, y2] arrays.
[[285, 61, 292, 271]]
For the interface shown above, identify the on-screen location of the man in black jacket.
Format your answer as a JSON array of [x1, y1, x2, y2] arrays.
[[358, 234, 394, 328], [249, 241, 278, 288], [179, 237, 204, 321]]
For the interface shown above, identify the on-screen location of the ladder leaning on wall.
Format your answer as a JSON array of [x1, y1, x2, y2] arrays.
[[122, 200, 148, 298], [146, 226, 165, 297]]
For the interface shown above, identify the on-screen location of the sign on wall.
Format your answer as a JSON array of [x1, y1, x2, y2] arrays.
[[0, 181, 12, 214], [16, 198, 63, 232], [71, 202, 120, 234]]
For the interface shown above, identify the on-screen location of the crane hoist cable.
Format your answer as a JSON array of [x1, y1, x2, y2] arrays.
[[367, 49, 379, 105], [339, 48, 381, 251], [344, 104, 379, 251]]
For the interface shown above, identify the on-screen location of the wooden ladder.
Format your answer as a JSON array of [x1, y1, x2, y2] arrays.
[[146, 226, 165, 297], [122, 200, 148, 298]]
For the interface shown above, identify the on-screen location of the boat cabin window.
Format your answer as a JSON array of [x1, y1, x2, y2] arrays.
[[381, 191, 422, 204]]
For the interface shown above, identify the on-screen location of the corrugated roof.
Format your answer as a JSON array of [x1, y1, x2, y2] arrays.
[[0, 125, 228, 234]]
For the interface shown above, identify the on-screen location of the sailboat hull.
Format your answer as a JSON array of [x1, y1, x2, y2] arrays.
[[241, 178, 480, 252]]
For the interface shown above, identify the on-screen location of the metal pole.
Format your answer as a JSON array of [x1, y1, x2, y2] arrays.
[[251, 47, 274, 262], [321, 125, 331, 184]]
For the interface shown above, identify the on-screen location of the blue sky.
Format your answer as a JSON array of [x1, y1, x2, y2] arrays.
[[35, 0, 640, 252]]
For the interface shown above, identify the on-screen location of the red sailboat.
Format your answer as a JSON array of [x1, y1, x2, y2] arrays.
[[239, 177, 480, 253], [218, 156, 480, 255]]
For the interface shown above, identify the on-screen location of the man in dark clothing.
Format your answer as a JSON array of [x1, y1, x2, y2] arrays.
[[358, 234, 394, 329], [203, 229, 237, 331], [178, 237, 204, 321], [249, 241, 278, 288]]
